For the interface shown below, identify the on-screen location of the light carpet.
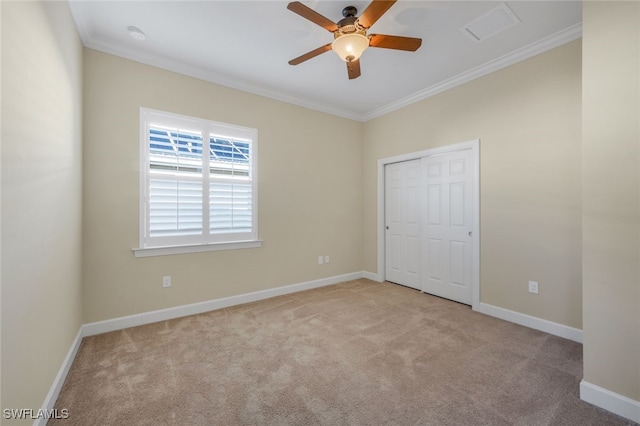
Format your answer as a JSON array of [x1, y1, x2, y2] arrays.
[[50, 279, 636, 425]]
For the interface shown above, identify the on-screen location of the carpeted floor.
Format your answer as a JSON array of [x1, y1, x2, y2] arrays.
[[50, 279, 636, 425]]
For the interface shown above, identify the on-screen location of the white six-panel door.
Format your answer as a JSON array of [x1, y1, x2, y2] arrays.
[[383, 148, 475, 304], [384, 160, 421, 290], [422, 150, 473, 304]]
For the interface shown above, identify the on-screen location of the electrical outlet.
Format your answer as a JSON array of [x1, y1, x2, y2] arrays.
[[325, 255, 330, 264], [163, 276, 171, 288], [318, 256, 323, 265], [528, 280, 538, 294]]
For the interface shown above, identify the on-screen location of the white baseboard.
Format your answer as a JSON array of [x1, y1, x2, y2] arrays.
[[33, 328, 84, 426], [474, 302, 583, 343], [580, 380, 640, 423], [362, 270, 382, 282], [81, 271, 363, 336]]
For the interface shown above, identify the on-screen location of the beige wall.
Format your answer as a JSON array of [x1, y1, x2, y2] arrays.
[[363, 40, 583, 329], [1, 1, 83, 421], [582, 1, 640, 401], [82, 50, 363, 323]]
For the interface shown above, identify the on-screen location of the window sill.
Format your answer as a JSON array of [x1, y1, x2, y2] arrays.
[[132, 240, 263, 258]]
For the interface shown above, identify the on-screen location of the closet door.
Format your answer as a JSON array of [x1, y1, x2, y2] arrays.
[[384, 159, 421, 290], [422, 149, 473, 304]]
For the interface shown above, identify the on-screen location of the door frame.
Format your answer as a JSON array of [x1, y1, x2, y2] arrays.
[[376, 139, 480, 309]]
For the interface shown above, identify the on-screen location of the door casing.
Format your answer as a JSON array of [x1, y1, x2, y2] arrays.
[[376, 139, 480, 309]]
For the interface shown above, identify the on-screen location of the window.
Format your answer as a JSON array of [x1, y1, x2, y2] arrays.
[[135, 108, 259, 256]]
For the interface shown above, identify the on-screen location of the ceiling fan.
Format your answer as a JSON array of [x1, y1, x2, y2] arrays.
[[287, 0, 422, 80]]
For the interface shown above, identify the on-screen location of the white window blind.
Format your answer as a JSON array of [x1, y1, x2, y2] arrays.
[[139, 108, 257, 250]]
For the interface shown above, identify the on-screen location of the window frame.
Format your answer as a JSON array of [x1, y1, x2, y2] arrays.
[[133, 108, 261, 258]]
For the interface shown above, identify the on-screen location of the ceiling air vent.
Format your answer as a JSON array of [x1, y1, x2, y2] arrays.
[[461, 3, 521, 43]]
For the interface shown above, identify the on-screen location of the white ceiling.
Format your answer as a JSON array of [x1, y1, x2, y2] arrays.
[[68, 1, 582, 121]]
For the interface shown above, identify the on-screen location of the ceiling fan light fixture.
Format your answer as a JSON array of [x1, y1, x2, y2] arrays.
[[332, 33, 369, 62]]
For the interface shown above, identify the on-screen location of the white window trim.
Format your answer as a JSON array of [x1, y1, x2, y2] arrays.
[[132, 240, 263, 258], [133, 108, 260, 257]]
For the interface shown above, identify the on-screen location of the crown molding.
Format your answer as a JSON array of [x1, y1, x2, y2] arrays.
[[362, 22, 583, 121], [71, 0, 581, 125], [81, 36, 365, 122]]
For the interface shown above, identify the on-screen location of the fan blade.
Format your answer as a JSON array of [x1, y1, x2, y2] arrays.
[[287, 2, 338, 32], [289, 43, 333, 65], [358, 0, 397, 29], [369, 34, 422, 51], [346, 59, 361, 79]]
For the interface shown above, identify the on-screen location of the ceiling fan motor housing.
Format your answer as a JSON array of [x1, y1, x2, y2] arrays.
[[336, 5, 366, 37]]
